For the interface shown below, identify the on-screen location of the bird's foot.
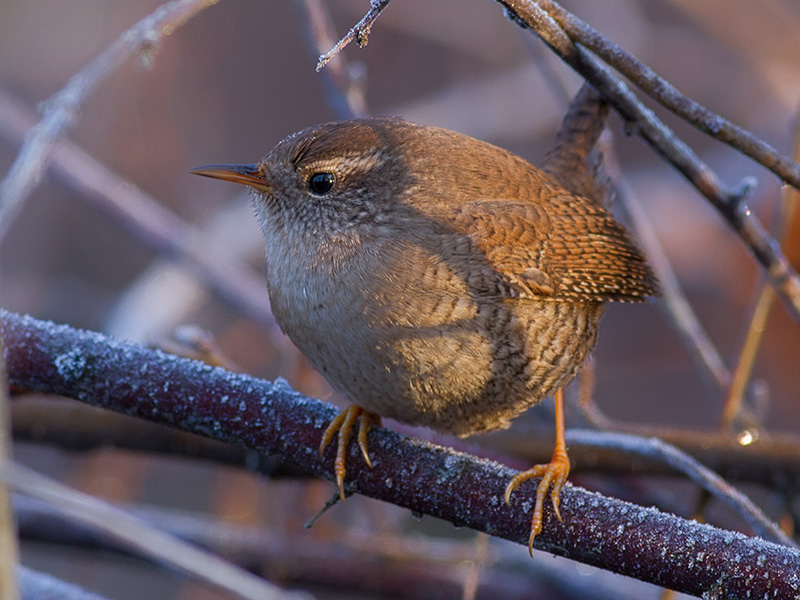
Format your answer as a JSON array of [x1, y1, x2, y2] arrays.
[[319, 404, 381, 500], [504, 444, 571, 556]]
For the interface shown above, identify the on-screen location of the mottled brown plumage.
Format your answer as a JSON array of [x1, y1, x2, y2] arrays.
[[193, 89, 657, 550]]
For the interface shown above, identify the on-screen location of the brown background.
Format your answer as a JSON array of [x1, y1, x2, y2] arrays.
[[2, 1, 799, 598]]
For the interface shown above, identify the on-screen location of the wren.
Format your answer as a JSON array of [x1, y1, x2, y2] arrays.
[[193, 88, 658, 551]]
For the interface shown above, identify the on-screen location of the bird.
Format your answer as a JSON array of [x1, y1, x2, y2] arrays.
[[192, 88, 658, 552]]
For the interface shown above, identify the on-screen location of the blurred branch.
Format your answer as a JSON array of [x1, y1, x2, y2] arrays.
[[14, 496, 650, 600], [0, 86, 284, 344], [3, 310, 800, 598], [19, 566, 111, 600], [601, 138, 732, 395], [321, 0, 800, 319], [0, 330, 19, 600], [721, 116, 800, 428], [0, 0, 221, 244], [0, 459, 308, 600], [11, 394, 305, 478], [565, 429, 794, 547], [291, 0, 367, 118]]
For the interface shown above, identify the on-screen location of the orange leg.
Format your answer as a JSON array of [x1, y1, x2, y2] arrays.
[[319, 404, 381, 500], [504, 387, 571, 555]]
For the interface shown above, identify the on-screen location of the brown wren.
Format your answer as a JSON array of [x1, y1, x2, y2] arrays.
[[193, 88, 658, 551]]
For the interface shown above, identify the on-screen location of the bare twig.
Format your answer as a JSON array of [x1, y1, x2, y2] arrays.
[[0, 86, 283, 341], [0, 460, 309, 600], [0, 0, 220, 244], [603, 148, 732, 393], [292, 0, 367, 118], [721, 117, 800, 428], [565, 429, 794, 547], [496, 0, 800, 320], [19, 566, 111, 600], [4, 309, 800, 598], [535, 0, 800, 191], [17, 496, 641, 600], [315, 0, 391, 71], [303, 491, 343, 528]]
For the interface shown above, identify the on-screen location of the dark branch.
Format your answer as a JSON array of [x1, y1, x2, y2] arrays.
[[536, 0, 800, 191], [3, 310, 800, 598], [497, 0, 800, 320]]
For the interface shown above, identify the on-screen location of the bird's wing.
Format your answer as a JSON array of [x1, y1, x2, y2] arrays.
[[437, 195, 658, 303]]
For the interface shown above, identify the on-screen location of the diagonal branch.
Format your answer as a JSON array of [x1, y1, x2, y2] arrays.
[[0, 461, 306, 600], [316, 0, 800, 319], [0, 86, 282, 341], [315, 0, 391, 71], [0, 0, 220, 244], [3, 309, 799, 598], [496, 0, 800, 320], [535, 0, 800, 191]]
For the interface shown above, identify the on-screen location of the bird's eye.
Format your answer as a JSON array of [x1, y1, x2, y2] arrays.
[[308, 172, 335, 195]]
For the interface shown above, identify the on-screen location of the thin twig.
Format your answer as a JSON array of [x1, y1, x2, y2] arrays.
[[0, 460, 309, 600], [0, 86, 283, 342], [4, 309, 800, 598], [565, 429, 794, 548], [291, 0, 367, 118], [721, 116, 800, 428], [0, 0, 220, 244], [535, 0, 800, 191], [19, 566, 112, 600], [497, 0, 800, 321], [603, 146, 732, 393], [303, 490, 343, 528], [316, 0, 391, 71], [489, 423, 800, 489]]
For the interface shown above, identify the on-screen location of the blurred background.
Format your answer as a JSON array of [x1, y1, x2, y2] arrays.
[[1, 0, 799, 598]]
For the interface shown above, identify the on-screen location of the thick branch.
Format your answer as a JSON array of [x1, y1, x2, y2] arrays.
[[3, 310, 799, 598]]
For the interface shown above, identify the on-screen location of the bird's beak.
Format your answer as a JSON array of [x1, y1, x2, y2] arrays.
[[191, 164, 270, 193]]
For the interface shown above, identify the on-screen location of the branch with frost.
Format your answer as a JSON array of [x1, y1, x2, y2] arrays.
[[3, 310, 800, 599]]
